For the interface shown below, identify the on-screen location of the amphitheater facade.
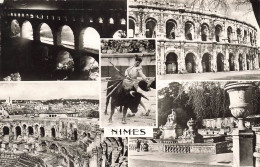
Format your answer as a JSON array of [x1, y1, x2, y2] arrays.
[[129, 0, 260, 75]]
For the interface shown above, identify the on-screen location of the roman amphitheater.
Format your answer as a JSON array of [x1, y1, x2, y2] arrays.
[[0, 116, 128, 167], [129, 0, 260, 75]]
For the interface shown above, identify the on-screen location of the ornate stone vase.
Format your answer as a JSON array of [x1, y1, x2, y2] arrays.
[[224, 82, 255, 130]]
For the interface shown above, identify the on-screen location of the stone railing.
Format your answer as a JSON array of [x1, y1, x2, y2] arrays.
[[164, 144, 190, 153]]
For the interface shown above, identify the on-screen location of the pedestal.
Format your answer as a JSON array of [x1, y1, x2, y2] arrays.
[[232, 129, 254, 167]]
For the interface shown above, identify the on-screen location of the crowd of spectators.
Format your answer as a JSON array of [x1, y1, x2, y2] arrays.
[[101, 40, 155, 54]]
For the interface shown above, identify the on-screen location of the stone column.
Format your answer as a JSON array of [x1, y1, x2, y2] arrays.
[[224, 82, 255, 167]]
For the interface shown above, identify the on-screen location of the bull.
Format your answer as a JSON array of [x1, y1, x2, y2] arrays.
[[104, 78, 155, 124]]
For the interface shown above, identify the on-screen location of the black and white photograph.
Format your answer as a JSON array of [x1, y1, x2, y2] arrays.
[[129, 80, 260, 167], [0, 82, 128, 167], [129, 0, 260, 80], [0, 0, 127, 81], [100, 39, 156, 127]]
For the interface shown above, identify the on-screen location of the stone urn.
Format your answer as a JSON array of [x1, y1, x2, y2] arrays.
[[224, 82, 255, 130]]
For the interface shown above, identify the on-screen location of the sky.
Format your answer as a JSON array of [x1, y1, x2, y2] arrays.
[[0, 82, 99, 100]]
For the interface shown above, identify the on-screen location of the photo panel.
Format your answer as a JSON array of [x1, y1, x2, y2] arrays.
[[0, 82, 128, 167], [100, 39, 157, 127], [0, 0, 127, 81]]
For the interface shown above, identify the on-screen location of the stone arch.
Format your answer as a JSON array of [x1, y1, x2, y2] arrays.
[[50, 143, 59, 153], [120, 18, 126, 25], [202, 53, 211, 72], [15, 126, 22, 137], [21, 20, 33, 40], [237, 28, 241, 43], [145, 18, 157, 38], [165, 52, 178, 74], [51, 127, 56, 138], [38, 23, 53, 44], [3, 126, 9, 135], [215, 24, 222, 42], [250, 32, 253, 45], [227, 26, 232, 43], [79, 27, 100, 50], [238, 53, 244, 71], [166, 19, 177, 39], [185, 53, 196, 73], [129, 17, 136, 38], [217, 53, 224, 72], [40, 127, 45, 137], [41, 141, 47, 152], [28, 126, 34, 135], [229, 53, 235, 71], [185, 21, 195, 40], [201, 23, 209, 41], [10, 19, 20, 37], [59, 25, 74, 49], [246, 54, 251, 70]]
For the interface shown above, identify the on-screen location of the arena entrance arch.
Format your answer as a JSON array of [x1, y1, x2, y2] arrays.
[[165, 52, 178, 74], [129, 18, 135, 38], [51, 128, 56, 138], [185, 22, 194, 40], [15, 126, 21, 137], [145, 18, 157, 38], [201, 24, 209, 41], [3, 126, 9, 135], [28, 126, 34, 135], [166, 20, 177, 39], [185, 53, 196, 73], [215, 25, 222, 42], [202, 53, 211, 72], [217, 53, 224, 72], [40, 127, 45, 137], [229, 53, 235, 71]]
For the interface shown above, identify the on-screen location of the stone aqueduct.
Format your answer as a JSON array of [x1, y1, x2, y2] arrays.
[[129, 0, 260, 74], [0, 117, 127, 167], [0, 0, 127, 79]]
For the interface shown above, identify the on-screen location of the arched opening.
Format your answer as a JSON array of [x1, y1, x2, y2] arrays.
[[15, 126, 21, 137], [3, 126, 9, 135], [79, 55, 99, 80], [60, 25, 74, 49], [237, 28, 241, 43], [185, 53, 196, 73], [201, 23, 209, 41], [81, 27, 100, 50], [21, 21, 33, 40], [166, 20, 177, 39], [129, 18, 135, 38], [113, 30, 126, 39], [41, 142, 47, 152], [202, 53, 211, 72], [185, 22, 194, 40], [215, 25, 222, 42], [73, 129, 78, 141], [244, 30, 248, 43], [23, 124, 26, 130], [55, 50, 74, 80], [11, 19, 20, 37], [51, 128, 56, 138], [229, 53, 235, 71], [239, 54, 243, 71], [227, 26, 232, 43], [40, 127, 45, 137], [165, 52, 178, 74], [145, 18, 157, 38], [250, 32, 253, 46], [39, 23, 53, 44], [217, 53, 224, 72], [28, 126, 34, 135]]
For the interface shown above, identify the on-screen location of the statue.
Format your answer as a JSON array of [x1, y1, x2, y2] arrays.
[[160, 109, 183, 139], [179, 118, 203, 143]]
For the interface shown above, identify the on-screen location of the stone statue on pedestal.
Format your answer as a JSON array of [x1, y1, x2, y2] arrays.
[[179, 118, 203, 143], [160, 109, 183, 139]]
